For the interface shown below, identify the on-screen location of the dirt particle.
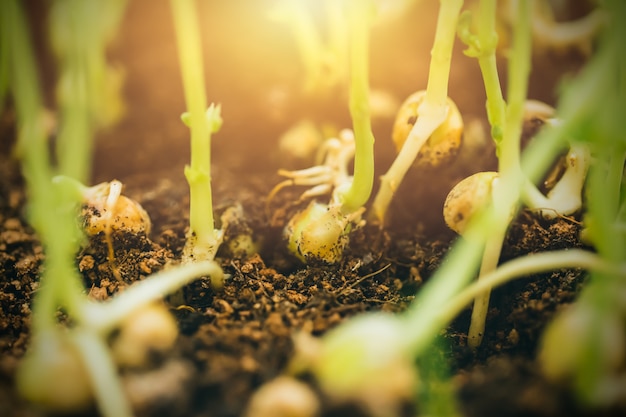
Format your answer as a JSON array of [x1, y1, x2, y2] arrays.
[[79, 255, 95, 272]]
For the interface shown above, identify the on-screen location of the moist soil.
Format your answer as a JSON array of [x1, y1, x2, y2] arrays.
[[1, 1, 623, 417]]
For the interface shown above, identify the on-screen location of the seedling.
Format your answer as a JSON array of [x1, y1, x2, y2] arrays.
[[275, 0, 376, 263], [170, 0, 237, 280], [275, 129, 363, 263], [451, 0, 537, 347], [171, 0, 260, 283], [453, 0, 605, 347], [391, 89, 464, 170], [370, 0, 464, 224]]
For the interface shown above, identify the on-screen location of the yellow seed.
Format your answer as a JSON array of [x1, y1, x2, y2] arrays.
[[392, 90, 464, 168], [112, 302, 179, 368], [81, 180, 151, 237], [443, 171, 498, 235]]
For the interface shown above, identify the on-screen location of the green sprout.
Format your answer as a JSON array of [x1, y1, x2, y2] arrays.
[[170, 0, 228, 283], [370, 0, 464, 224], [273, 0, 376, 263], [447, 0, 532, 348], [452, 0, 601, 348]]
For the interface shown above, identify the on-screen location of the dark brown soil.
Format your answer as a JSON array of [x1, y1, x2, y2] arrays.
[[2, 1, 623, 417]]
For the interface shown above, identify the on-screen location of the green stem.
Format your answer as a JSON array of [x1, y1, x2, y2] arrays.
[[56, 84, 93, 182], [467, 0, 532, 348], [587, 148, 625, 263], [340, 0, 375, 214], [466, 226, 505, 347], [370, 0, 463, 224], [4, 0, 87, 332], [4, 0, 45, 160], [86, 261, 222, 334], [170, 0, 218, 254], [475, 0, 506, 144], [71, 330, 133, 417], [499, 2, 530, 180], [458, 0, 508, 347], [401, 113, 571, 359], [440, 249, 625, 331]]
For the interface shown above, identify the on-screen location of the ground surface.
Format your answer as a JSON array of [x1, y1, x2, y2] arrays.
[[1, 1, 624, 417]]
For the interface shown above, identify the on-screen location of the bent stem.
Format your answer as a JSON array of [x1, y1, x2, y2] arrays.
[[441, 249, 625, 332], [370, 0, 463, 224], [85, 261, 223, 334], [529, 1, 607, 53]]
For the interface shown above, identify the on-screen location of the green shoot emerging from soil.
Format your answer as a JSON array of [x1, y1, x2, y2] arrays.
[[453, 0, 533, 348], [453, 0, 602, 348], [278, 0, 376, 263], [370, 0, 463, 224], [170, 0, 227, 282]]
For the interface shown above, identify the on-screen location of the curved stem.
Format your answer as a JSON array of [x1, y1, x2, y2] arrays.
[[370, 0, 463, 224], [86, 261, 222, 334], [441, 249, 625, 332]]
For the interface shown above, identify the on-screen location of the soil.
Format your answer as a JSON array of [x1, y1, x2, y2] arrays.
[[1, 1, 624, 417]]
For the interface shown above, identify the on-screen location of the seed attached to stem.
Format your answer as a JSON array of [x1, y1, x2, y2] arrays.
[[80, 179, 152, 279], [285, 202, 363, 264], [392, 90, 464, 169], [81, 180, 151, 237]]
